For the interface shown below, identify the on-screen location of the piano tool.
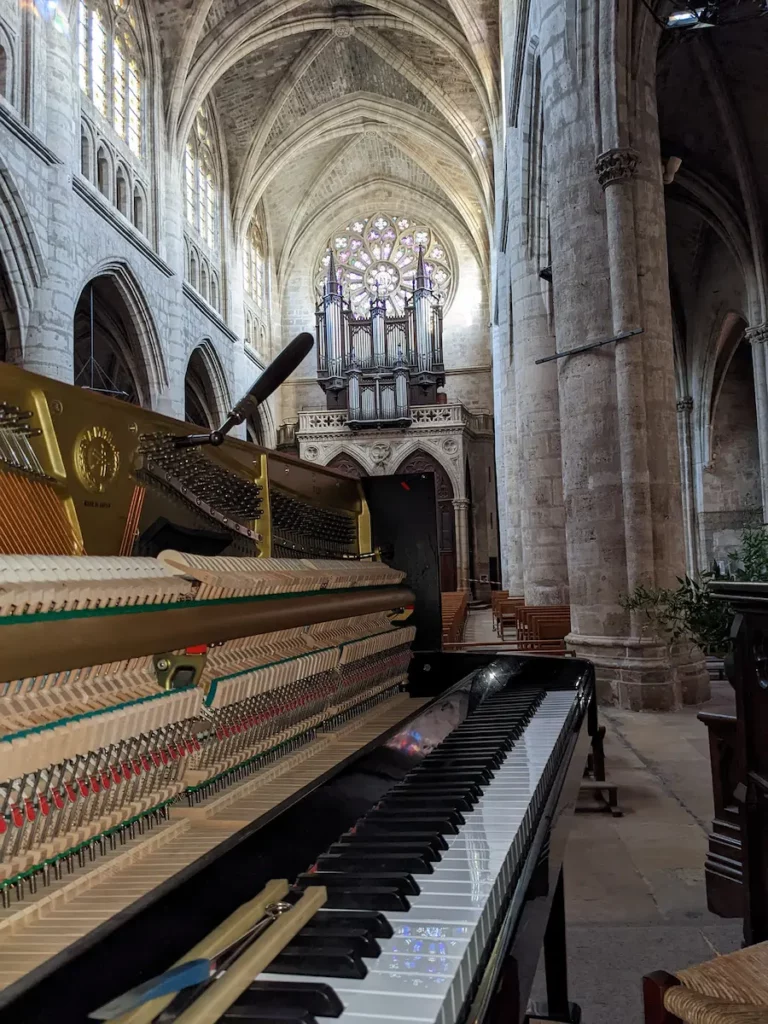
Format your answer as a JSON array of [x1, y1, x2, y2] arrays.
[[0, 349, 597, 1024]]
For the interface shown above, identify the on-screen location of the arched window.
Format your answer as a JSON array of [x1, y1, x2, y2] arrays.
[[80, 122, 93, 178], [210, 271, 219, 312], [116, 164, 129, 215], [0, 43, 9, 101], [317, 213, 454, 317], [96, 145, 110, 197], [200, 261, 209, 303], [133, 185, 145, 233], [184, 108, 218, 252], [78, 0, 144, 157], [189, 248, 199, 291], [244, 219, 265, 306]]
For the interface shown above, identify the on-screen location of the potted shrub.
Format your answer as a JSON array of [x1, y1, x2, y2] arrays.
[[622, 527, 768, 675]]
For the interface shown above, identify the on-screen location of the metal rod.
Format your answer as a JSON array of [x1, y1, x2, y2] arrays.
[[534, 327, 643, 364]]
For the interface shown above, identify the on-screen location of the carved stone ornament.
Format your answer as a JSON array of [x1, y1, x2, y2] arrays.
[[746, 323, 768, 346], [443, 438, 459, 456], [676, 396, 694, 414], [332, 16, 354, 37], [595, 148, 639, 189], [371, 441, 391, 465], [304, 444, 319, 461]]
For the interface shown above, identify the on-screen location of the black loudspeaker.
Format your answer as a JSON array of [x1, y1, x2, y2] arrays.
[[362, 472, 442, 651]]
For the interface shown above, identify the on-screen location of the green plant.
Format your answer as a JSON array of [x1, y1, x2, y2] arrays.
[[622, 526, 768, 656]]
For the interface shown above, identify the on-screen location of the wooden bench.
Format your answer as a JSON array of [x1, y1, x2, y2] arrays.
[[510, 605, 570, 644], [441, 591, 468, 646], [490, 590, 508, 633]]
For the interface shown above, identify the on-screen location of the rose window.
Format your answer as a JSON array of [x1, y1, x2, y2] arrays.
[[318, 213, 453, 317]]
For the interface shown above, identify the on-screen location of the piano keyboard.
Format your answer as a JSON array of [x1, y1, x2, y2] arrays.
[[212, 686, 579, 1024]]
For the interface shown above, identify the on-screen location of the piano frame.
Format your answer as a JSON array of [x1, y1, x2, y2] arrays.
[[0, 650, 596, 1024]]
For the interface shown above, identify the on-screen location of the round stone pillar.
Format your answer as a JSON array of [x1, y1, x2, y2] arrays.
[[540, 0, 708, 708], [452, 497, 471, 592], [511, 267, 569, 606]]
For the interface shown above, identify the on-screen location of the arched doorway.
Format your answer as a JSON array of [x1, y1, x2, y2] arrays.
[[73, 276, 149, 405], [396, 449, 456, 591], [185, 347, 221, 428], [702, 326, 762, 569], [327, 452, 367, 479]]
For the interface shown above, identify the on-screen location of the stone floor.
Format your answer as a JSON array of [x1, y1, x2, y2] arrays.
[[462, 610, 743, 1023]]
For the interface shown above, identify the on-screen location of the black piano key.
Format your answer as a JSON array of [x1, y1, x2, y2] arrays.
[[220, 1007, 317, 1023], [297, 871, 420, 896], [312, 909, 393, 938], [351, 821, 453, 843], [408, 767, 493, 785], [389, 788, 478, 808], [376, 795, 473, 813], [268, 946, 368, 980], [393, 781, 483, 799], [294, 926, 382, 958], [378, 794, 475, 811], [363, 810, 463, 832], [237, 981, 343, 1017], [420, 755, 502, 771], [315, 852, 434, 875], [331, 837, 443, 860], [319, 885, 411, 912]]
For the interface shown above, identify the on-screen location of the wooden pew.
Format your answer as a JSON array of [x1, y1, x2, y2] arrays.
[[441, 591, 469, 646], [508, 605, 571, 644], [490, 590, 508, 633]]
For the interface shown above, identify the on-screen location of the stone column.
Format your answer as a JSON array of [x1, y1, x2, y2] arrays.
[[746, 324, 768, 519], [453, 497, 471, 592], [511, 266, 569, 607], [23, 16, 77, 382], [540, 0, 708, 708], [676, 397, 698, 573], [491, 254, 524, 595]]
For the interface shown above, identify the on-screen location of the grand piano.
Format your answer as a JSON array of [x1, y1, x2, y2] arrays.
[[0, 346, 596, 1024]]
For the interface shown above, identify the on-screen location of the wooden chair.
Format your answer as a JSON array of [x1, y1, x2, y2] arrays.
[[644, 941, 768, 1024], [498, 599, 524, 640]]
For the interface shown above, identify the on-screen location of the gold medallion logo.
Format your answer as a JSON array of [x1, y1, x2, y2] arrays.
[[74, 426, 120, 493]]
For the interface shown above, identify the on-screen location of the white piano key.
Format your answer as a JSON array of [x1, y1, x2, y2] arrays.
[[257, 690, 578, 1024]]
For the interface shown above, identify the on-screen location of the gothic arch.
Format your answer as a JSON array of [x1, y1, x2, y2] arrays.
[[393, 439, 463, 498], [76, 260, 167, 404], [73, 275, 152, 406], [327, 451, 368, 478], [0, 155, 45, 362], [184, 340, 230, 428], [396, 446, 457, 591]]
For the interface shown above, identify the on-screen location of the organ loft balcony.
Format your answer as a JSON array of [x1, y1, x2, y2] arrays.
[[315, 246, 445, 429]]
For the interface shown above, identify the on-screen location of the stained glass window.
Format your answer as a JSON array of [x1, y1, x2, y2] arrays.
[[184, 109, 219, 253], [317, 213, 453, 317], [77, 0, 143, 156], [244, 220, 265, 306]]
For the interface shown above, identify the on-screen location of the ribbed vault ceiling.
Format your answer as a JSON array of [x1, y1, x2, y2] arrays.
[[151, 0, 497, 289]]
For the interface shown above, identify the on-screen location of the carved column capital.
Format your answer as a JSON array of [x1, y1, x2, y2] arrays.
[[676, 396, 694, 414], [452, 497, 471, 510], [746, 323, 768, 346], [595, 148, 639, 189]]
